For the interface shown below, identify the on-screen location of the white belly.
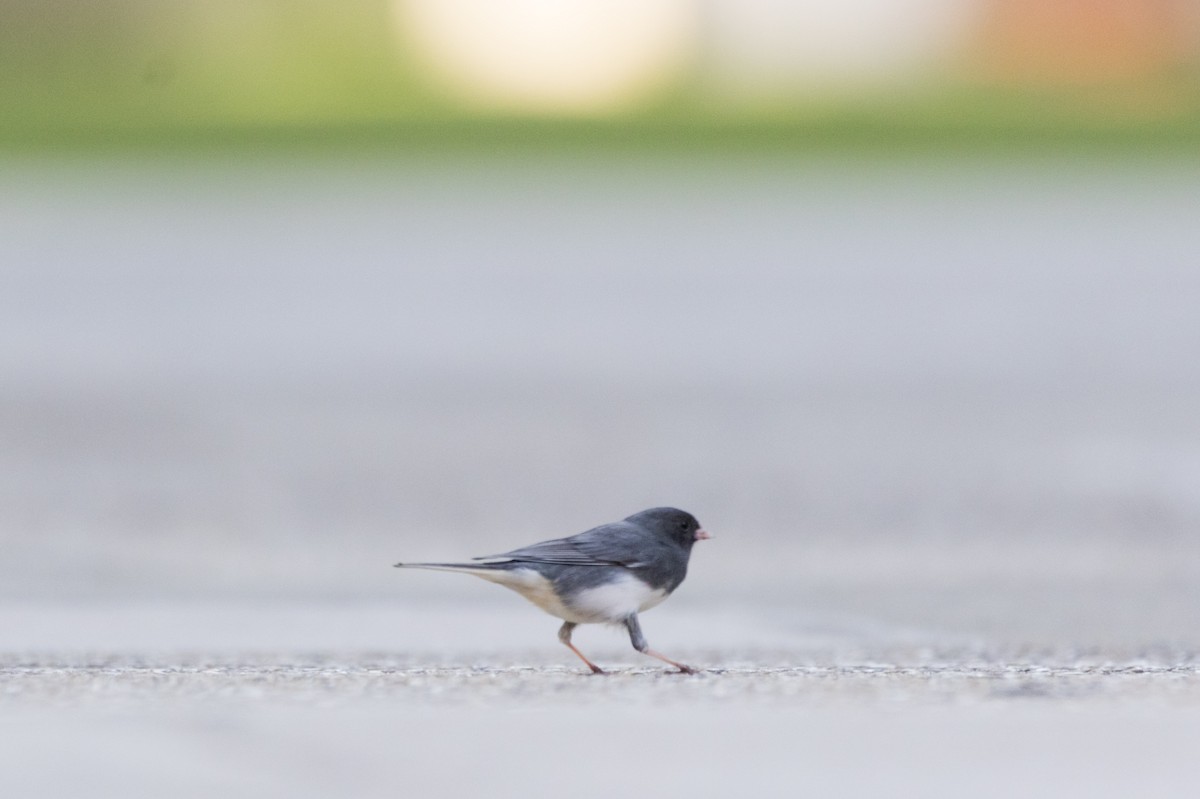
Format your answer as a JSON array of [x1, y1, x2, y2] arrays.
[[481, 568, 667, 624], [567, 572, 669, 623]]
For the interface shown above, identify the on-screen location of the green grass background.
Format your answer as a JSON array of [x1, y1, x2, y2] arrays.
[[2, 0, 1198, 155]]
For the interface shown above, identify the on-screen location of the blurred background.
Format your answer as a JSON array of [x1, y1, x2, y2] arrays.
[[3, 0, 1200, 144], [2, 0, 1199, 652]]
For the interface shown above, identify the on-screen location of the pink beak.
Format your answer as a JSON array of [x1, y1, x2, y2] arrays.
[[694, 528, 711, 541]]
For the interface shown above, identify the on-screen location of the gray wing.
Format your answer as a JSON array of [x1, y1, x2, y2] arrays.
[[474, 522, 651, 568]]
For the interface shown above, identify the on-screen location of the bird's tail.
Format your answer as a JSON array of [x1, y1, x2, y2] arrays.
[[392, 560, 509, 576]]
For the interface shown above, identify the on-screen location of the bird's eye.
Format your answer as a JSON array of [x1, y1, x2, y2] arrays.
[[679, 521, 689, 530]]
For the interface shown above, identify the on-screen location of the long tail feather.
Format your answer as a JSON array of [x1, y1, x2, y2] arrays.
[[392, 561, 509, 574]]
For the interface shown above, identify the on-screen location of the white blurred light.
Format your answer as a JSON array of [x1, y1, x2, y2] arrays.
[[393, 0, 693, 114], [707, 0, 980, 92]]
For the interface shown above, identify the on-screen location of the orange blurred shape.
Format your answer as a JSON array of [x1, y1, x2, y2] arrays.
[[974, 0, 1197, 84]]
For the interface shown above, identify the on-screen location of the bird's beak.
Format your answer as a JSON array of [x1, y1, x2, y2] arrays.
[[694, 528, 711, 541]]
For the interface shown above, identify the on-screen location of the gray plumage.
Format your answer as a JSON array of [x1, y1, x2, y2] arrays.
[[394, 507, 711, 674]]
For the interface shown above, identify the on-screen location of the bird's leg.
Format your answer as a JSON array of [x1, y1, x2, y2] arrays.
[[624, 614, 697, 675], [558, 621, 605, 675]]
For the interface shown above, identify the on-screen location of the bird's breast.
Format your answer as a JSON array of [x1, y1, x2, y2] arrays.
[[566, 573, 669, 624]]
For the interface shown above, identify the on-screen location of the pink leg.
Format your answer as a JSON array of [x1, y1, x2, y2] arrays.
[[642, 648, 697, 675], [559, 622, 605, 675], [625, 614, 700, 674]]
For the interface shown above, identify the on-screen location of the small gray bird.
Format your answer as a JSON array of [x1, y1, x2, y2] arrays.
[[394, 507, 711, 674]]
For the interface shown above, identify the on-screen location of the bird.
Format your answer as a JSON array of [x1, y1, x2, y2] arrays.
[[393, 507, 711, 674]]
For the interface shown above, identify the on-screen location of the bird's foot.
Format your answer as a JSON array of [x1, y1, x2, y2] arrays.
[[586, 665, 607, 676], [673, 664, 698, 675]]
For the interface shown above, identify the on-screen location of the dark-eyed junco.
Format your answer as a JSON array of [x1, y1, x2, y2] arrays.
[[394, 507, 710, 674]]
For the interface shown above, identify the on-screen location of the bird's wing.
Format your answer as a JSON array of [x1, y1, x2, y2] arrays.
[[474, 522, 651, 568]]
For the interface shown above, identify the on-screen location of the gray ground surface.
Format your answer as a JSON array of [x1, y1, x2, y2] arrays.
[[6, 652, 1200, 707], [4, 158, 1199, 796], [5, 651, 1200, 799], [4, 602, 1200, 798]]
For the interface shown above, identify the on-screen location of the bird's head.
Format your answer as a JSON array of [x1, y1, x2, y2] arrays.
[[627, 507, 711, 549]]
